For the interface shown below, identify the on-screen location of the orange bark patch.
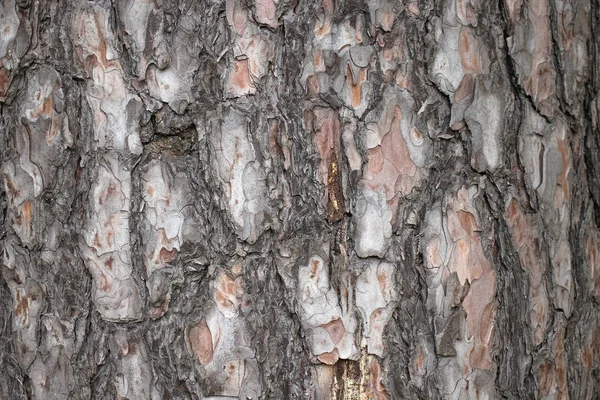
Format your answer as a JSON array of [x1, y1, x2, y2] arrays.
[[232, 2, 248, 35], [146, 185, 155, 198], [100, 270, 112, 291], [322, 318, 345, 345], [585, 228, 600, 298], [582, 344, 593, 368], [15, 290, 29, 323], [380, 9, 394, 31], [457, 210, 477, 238], [506, 199, 526, 246], [21, 201, 32, 232], [307, 75, 320, 97], [345, 64, 366, 109], [0, 67, 11, 97], [427, 236, 442, 268], [189, 319, 214, 365], [534, 62, 555, 104], [46, 117, 60, 145], [368, 357, 390, 399], [470, 343, 492, 370], [414, 343, 425, 374], [214, 272, 243, 314], [42, 96, 52, 118], [159, 247, 178, 263], [310, 258, 321, 279], [151, 302, 168, 319], [268, 120, 282, 157], [538, 360, 554, 396], [93, 232, 102, 248], [459, 29, 482, 74], [318, 348, 339, 365], [406, 1, 420, 16], [364, 106, 419, 202], [99, 181, 118, 206], [463, 268, 495, 335], [255, 0, 277, 27], [313, 107, 340, 185], [4, 176, 20, 199], [367, 147, 384, 174], [314, 50, 324, 69], [377, 271, 388, 294], [229, 59, 254, 94], [480, 302, 495, 344], [593, 329, 600, 364], [554, 331, 568, 396]]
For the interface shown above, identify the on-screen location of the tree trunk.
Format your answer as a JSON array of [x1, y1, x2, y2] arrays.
[[1, 0, 599, 398]]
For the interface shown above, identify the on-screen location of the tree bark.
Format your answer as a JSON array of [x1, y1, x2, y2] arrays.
[[1, 0, 599, 398]]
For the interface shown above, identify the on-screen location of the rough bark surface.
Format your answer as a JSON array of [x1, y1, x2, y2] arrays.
[[1, 0, 599, 399]]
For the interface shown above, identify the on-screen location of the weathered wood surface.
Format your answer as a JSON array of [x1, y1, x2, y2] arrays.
[[1, 0, 599, 398]]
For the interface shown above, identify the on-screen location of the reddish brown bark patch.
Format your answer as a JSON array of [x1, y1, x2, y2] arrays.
[[189, 319, 214, 365], [322, 318, 345, 345]]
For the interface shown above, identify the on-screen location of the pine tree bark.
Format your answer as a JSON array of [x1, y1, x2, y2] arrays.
[[1, 0, 599, 399]]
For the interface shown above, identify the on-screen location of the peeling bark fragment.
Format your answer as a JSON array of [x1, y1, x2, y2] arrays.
[[142, 159, 189, 318], [506, 0, 557, 116], [354, 87, 429, 258], [327, 151, 345, 223], [522, 118, 574, 317], [368, 0, 401, 32], [341, 112, 362, 172], [585, 221, 600, 299], [505, 198, 550, 346], [580, 323, 600, 399], [189, 318, 214, 365], [301, 11, 374, 117], [552, 0, 591, 117], [254, 0, 279, 28], [0, 0, 19, 99], [118, 0, 207, 113], [113, 331, 155, 400], [1, 66, 72, 247], [536, 324, 570, 399], [210, 107, 270, 243], [464, 80, 505, 172], [307, 106, 347, 221], [312, 351, 390, 400], [376, 22, 416, 89], [223, 0, 274, 98], [225, 59, 256, 98], [425, 187, 496, 398], [354, 259, 397, 357], [81, 157, 142, 322], [187, 266, 261, 398], [431, 21, 489, 97], [0, 1, 19, 60], [117, 0, 158, 77], [71, 5, 143, 155], [430, 1, 510, 174], [3, 271, 44, 370], [297, 254, 359, 361], [28, 316, 76, 399], [1, 60, 82, 398], [2, 161, 37, 246]]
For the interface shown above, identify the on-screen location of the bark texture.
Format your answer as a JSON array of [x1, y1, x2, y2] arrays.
[[1, 0, 599, 399]]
